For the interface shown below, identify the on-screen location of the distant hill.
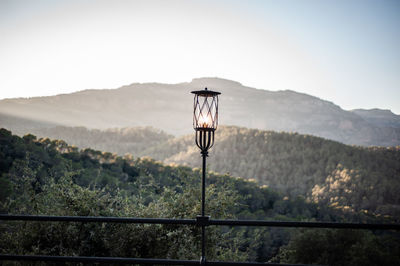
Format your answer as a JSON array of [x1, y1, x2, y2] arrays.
[[22, 126, 173, 157], [1, 77, 399, 146], [0, 112, 59, 135], [17, 125, 400, 220], [351, 108, 400, 128]]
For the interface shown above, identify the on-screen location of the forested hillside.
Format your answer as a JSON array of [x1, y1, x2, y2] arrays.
[[1, 128, 399, 265], [20, 125, 400, 220], [153, 126, 400, 219]]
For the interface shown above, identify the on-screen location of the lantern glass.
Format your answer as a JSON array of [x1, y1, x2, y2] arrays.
[[192, 88, 220, 131]]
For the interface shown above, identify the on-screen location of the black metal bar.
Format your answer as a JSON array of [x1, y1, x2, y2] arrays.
[[0, 214, 196, 225], [202, 153, 206, 217], [0, 254, 199, 265], [209, 219, 400, 230], [207, 261, 311, 266], [210, 130, 215, 149], [201, 224, 206, 264], [199, 130, 203, 149], [195, 130, 200, 149], [205, 130, 211, 150], [201, 151, 207, 263], [196, 215, 210, 226], [0, 254, 311, 266], [1, 215, 399, 230]]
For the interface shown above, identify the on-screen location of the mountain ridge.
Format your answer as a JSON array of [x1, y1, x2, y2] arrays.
[[1, 77, 399, 146], [351, 108, 400, 128]]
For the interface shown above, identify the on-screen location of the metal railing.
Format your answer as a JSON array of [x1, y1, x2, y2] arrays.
[[1, 214, 399, 265]]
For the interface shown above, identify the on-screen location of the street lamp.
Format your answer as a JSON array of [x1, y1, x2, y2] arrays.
[[191, 87, 220, 264]]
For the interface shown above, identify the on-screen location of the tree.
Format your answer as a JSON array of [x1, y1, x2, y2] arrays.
[[275, 229, 400, 266]]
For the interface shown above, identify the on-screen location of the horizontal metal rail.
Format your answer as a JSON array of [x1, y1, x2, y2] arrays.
[[1, 214, 398, 265], [0, 214, 196, 225], [1, 214, 399, 230], [0, 254, 309, 266], [0, 255, 198, 265], [209, 219, 400, 230]]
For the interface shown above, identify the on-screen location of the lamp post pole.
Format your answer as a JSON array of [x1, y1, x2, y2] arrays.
[[201, 150, 207, 217], [191, 88, 220, 264], [201, 149, 207, 263]]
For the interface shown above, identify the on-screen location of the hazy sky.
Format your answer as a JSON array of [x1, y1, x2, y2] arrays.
[[1, 0, 399, 113]]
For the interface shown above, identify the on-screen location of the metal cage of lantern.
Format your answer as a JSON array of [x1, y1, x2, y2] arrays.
[[192, 88, 220, 155], [191, 87, 221, 264]]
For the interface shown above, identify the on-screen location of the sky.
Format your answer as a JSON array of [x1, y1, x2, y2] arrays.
[[1, 0, 399, 113]]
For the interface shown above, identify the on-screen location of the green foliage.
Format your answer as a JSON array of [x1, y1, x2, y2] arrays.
[[145, 126, 400, 220], [0, 128, 398, 264], [275, 229, 400, 266], [16, 125, 400, 219], [0, 174, 246, 261]]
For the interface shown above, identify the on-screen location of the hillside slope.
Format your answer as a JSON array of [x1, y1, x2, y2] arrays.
[[15, 125, 400, 219], [149, 126, 400, 218], [1, 77, 399, 146], [20, 126, 173, 157]]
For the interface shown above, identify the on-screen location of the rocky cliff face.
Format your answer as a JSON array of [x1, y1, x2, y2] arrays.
[[1, 77, 399, 146]]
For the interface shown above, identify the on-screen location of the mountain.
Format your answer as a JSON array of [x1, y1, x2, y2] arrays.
[[352, 108, 400, 128], [16, 125, 400, 220], [1, 77, 399, 146]]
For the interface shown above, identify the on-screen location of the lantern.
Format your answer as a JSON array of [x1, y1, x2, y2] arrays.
[[191, 87, 221, 154]]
